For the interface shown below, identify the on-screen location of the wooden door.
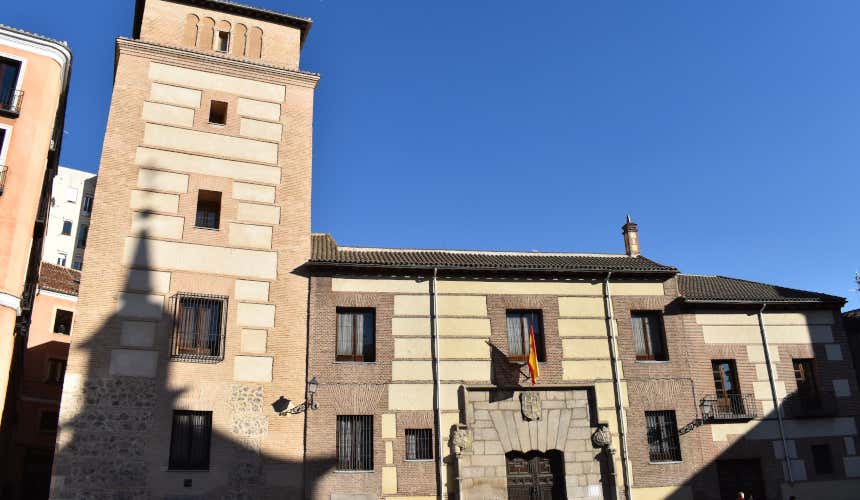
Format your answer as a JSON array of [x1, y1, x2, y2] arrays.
[[506, 451, 565, 500]]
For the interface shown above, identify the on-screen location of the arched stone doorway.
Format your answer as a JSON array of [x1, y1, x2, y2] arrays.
[[505, 450, 566, 500]]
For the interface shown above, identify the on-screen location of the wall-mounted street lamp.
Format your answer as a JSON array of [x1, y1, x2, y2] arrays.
[[272, 377, 320, 415]]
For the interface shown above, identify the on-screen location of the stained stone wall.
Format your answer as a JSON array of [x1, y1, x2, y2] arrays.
[[456, 388, 608, 500]]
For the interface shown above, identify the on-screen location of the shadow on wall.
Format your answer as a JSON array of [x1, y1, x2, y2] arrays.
[[48, 229, 336, 499]]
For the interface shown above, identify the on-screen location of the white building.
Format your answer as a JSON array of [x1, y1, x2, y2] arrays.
[[42, 166, 96, 270]]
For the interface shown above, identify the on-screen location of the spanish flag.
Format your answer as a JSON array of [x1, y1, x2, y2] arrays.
[[527, 324, 540, 384]]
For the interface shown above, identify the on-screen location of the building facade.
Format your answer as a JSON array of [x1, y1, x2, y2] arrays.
[[0, 23, 72, 492], [51, 0, 317, 498], [8, 263, 78, 500], [50, 1, 860, 500], [42, 166, 96, 270]]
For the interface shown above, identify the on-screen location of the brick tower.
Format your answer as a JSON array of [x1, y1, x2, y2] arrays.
[[51, 1, 318, 497]]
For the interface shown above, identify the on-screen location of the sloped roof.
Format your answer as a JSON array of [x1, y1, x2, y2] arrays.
[[38, 262, 81, 296], [678, 274, 844, 305], [310, 233, 677, 274]]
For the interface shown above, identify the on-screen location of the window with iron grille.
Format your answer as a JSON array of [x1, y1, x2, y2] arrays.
[[811, 444, 834, 474], [0, 57, 21, 112], [169, 411, 212, 470], [405, 428, 433, 461], [645, 410, 681, 462], [195, 190, 221, 229], [505, 310, 546, 362], [337, 415, 373, 471], [170, 293, 227, 362], [336, 308, 375, 362], [632, 311, 667, 361]]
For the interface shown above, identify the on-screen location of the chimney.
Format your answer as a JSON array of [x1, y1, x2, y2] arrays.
[[622, 215, 640, 257]]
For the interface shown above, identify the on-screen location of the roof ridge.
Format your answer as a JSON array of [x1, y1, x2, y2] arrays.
[[338, 245, 631, 259]]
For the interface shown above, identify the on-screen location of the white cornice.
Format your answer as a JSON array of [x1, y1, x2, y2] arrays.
[[0, 27, 71, 68], [0, 291, 22, 316], [37, 288, 78, 302]]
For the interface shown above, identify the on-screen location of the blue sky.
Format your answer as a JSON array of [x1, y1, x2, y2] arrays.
[[6, 1, 859, 307]]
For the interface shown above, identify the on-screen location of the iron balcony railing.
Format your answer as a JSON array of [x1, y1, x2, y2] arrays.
[[0, 165, 7, 195], [20, 282, 37, 311], [700, 394, 757, 421], [0, 88, 23, 116], [783, 390, 838, 418]]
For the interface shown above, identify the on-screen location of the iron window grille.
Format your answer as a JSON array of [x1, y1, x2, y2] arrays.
[[170, 293, 228, 362], [505, 310, 546, 362], [337, 415, 373, 471], [169, 410, 212, 470], [631, 311, 668, 361], [405, 428, 433, 461], [645, 410, 682, 462], [336, 308, 375, 362]]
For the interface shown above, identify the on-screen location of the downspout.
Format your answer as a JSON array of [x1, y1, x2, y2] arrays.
[[430, 268, 444, 499], [757, 303, 793, 483], [603, 273, 633, 500]]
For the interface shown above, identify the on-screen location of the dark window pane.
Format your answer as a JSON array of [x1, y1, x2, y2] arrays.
[[76, 224, 88, 248], [53, 310, 73, 335], [632, 312, 667, 361], [208, 100, 228, 124], [811, 444, 833, 474], [48, 358, 66, 384], [793, 359, 818, 394], [169, 411, 212, 470], [61, 220, 72, 235], [195, 190, 221, 229], [39, 411, 59, 432], [171, 294, 227, 361], [0, 57, 21, 110]]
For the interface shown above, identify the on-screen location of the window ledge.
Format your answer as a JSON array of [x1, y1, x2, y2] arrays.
[[162, 467, 212, 473], [405, 459, 434, 463], [334, 361, 377, 365], [334, 470, 374, 474], [207, 122, 226, 127], [193, 226, 220, 231], [635, 360, 670, 364], [648, 461, 683, 465]]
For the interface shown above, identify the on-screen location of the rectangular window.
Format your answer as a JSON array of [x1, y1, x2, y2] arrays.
[[170, 294, 227, 361], [645, 410, 681, 462], [56, 252, 67, 267], [405, 428, 433, 461], [195, 190, 221, 229], [66, 187, 78, 202], [216, 31, 230, 52], [61, 220, 72, 235], [53, 309, 73, 335], [793, 359, 818, 395], [39, 411, 59, 432], [631, 311, 667, 361], [505, 310, 546, 362], [81, 194, 93, 215], [47, 358, 66, 384], [208, 100, 228, 125], [811, 444, 834, 474], [337, 415, 373, 471], [76, 224, 88, 248], [0, 57, 21, 112], [72, 259, 82, 271], [169, 410, 212, 470], [336, 308, 375, 362]]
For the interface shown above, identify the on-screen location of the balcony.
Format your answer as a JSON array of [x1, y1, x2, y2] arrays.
[[0, 165, 6, 195], [783, 390, 838, 418], [700, 394, 757, 421], [0, 88, 23, 116]]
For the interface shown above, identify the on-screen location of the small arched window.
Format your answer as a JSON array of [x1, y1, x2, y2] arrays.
[[232, 24, 248, 57], [214, 20, 232, 52], [198, 17, 215, 51], [248, 27, 263, 59], [182, 14, 199, 48]]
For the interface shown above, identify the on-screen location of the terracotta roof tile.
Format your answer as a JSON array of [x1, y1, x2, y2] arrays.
[[678, 274, 843, 305], [38, 262, 81, 296]]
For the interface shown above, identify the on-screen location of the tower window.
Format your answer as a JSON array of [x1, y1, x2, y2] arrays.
[[208, 100, 228, 125], [195, 190, 221, 229], [216, 31, 230, 52]]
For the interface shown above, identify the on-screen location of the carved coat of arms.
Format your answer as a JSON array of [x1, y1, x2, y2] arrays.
[[520, 392, 542, 421]]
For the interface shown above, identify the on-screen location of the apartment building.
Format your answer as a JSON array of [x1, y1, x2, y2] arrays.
[[8, 263, 78, 500], [42, 166, 96, 270], [50, 1, 860, 499], [0, 23, 72, 491]]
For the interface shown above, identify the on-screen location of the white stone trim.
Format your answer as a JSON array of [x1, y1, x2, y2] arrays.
[[0, 122, 12, 165], [0, 28, 71, 68], [37, 288, 78, 302], [0, 291, 22, 315]]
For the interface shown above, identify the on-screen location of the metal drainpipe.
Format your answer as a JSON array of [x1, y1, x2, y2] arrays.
[[430, 268, 444, 499], [603, 273, 633, 500], [757, 303, 794, 483]]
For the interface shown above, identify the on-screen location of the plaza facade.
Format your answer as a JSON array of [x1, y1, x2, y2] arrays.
[[49, 1, 860, 499]]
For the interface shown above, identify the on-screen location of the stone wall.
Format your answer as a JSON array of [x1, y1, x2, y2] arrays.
[[456, 387, 609, 500]]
